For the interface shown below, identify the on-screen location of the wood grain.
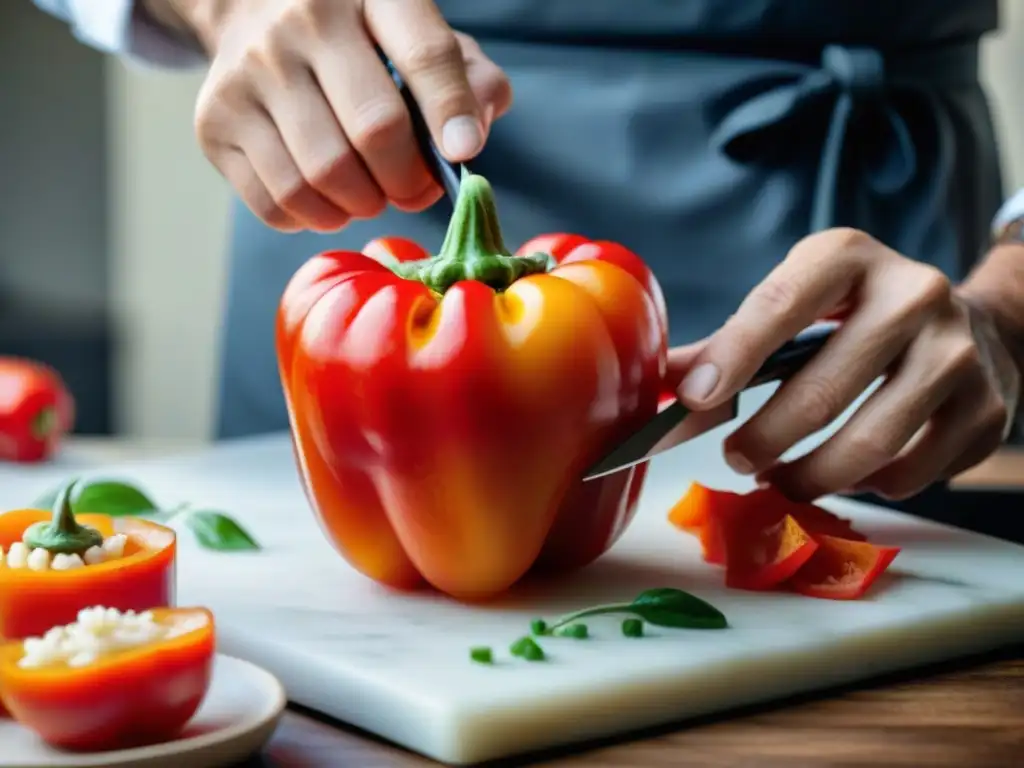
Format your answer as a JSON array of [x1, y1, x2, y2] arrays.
[[240, 450, 1024, 767]]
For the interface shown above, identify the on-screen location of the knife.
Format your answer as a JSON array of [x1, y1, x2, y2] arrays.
[[583, 321, 839, 481], [381, 53, 464, 203]]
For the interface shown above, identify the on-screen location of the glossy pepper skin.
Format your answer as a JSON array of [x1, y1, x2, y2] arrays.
[[277, 172, 668, 600], [0, 358, 74, 463], [0, 607, 214, 750], [0, 509, 176, 641]]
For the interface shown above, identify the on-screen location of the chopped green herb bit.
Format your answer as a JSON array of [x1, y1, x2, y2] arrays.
[[554, 622, 588, 639], [510, 635, 545, 661], [521, 643, 545, 661], [530, 618, 547, 635], [470, 646, 493, 664], [622, 618, 643, 637]]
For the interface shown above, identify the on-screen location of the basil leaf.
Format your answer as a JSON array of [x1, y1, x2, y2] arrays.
[[33, 478, 159, 518], [630, 588, 728, 629], [182, 510, 261, 551]]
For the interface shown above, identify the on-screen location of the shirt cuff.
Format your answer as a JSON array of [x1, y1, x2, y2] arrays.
[[67, 0, 206, 69], [992, 187, 1024, 234]]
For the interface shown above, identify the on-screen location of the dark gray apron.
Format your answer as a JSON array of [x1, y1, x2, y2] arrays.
[[215, 0, 1002, 440]]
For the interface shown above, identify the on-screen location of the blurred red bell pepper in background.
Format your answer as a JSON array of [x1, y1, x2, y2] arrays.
[[277, 172, 668, 600], [0, 358, 73, 463]]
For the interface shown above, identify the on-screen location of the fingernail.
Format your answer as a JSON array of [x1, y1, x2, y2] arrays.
[[725, 451, 754, 475], [679, 363, 720, 403], [442, 115, 483, 159]]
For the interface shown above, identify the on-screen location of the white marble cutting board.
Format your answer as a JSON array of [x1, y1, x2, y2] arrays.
[[2, 407, 1024, 764]]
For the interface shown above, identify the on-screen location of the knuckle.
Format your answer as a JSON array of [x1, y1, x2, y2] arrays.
[[980, 395, 1010, 434], [825, 226, 876, 254], [193, 105, 219, 158], [292, 0, 335, 28], [275, 179, 311, 212], [748, 276, 801, 323], [400, 33, 462, 76], [239, 43, 277, 78], [792, 227, 874, 263], [453, 30, 482, 55], [348, 102, 410, 154], [908, 266, 953, 313], [790, 374, 845, 431], [303, 145, 361, 189], [193, 76, 242, 153], [941, 337, 983, 379]]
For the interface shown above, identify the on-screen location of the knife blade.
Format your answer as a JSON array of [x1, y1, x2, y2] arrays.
[[582, 321, 839, 481]]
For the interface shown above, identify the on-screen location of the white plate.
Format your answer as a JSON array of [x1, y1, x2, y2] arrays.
[[0, 654, 286, 768]]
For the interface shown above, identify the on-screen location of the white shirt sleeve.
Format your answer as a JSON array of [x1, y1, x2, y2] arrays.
[[32, 0, 206, 69], [993, 187, 1024, 233]]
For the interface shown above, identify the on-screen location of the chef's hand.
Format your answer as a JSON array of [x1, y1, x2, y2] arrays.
[[668, 228, 1021, 501], [161, 0, 511, 231]]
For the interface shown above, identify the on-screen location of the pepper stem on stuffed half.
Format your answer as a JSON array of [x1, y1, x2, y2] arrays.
[[21, 482, 103, 556]]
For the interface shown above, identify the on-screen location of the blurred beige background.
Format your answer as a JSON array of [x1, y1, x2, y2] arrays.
[[5, 1, 1024, 443]]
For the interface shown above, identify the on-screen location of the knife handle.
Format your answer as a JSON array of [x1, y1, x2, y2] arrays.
[[746, 321, 838, 389], [379, 52, 463, 204]]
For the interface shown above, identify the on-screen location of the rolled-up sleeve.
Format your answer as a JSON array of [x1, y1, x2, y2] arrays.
[[32, 0, 206, 68], [994, 187, 1024, 233]]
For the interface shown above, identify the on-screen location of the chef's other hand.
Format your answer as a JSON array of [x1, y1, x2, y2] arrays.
[[165, 0, 511, 231], [669, 228, 1021, 502]]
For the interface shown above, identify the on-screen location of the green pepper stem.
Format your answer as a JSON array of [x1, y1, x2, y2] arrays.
[[30, 407, 57, 440], [53, 485, 77, 534], [391, 171, 552, 293], [544, 603, 632, 633], [22, 481, 104, 556], [437, 170, 509, 264]]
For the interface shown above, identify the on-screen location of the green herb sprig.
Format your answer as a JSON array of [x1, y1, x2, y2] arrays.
[[533, 588, 727, 636], [470, 588, 726, 665], [32, 477, 260, 553]]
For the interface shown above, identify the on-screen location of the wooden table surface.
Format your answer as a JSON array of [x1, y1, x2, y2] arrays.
[[243, 449, 1024, 767]]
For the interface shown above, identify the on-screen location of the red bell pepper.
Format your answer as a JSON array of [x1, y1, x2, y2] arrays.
[[0, 358, 74, 463], [788, 535, 901, 600], [277, 172, 667, 600], [0, 606, 214, 750]]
